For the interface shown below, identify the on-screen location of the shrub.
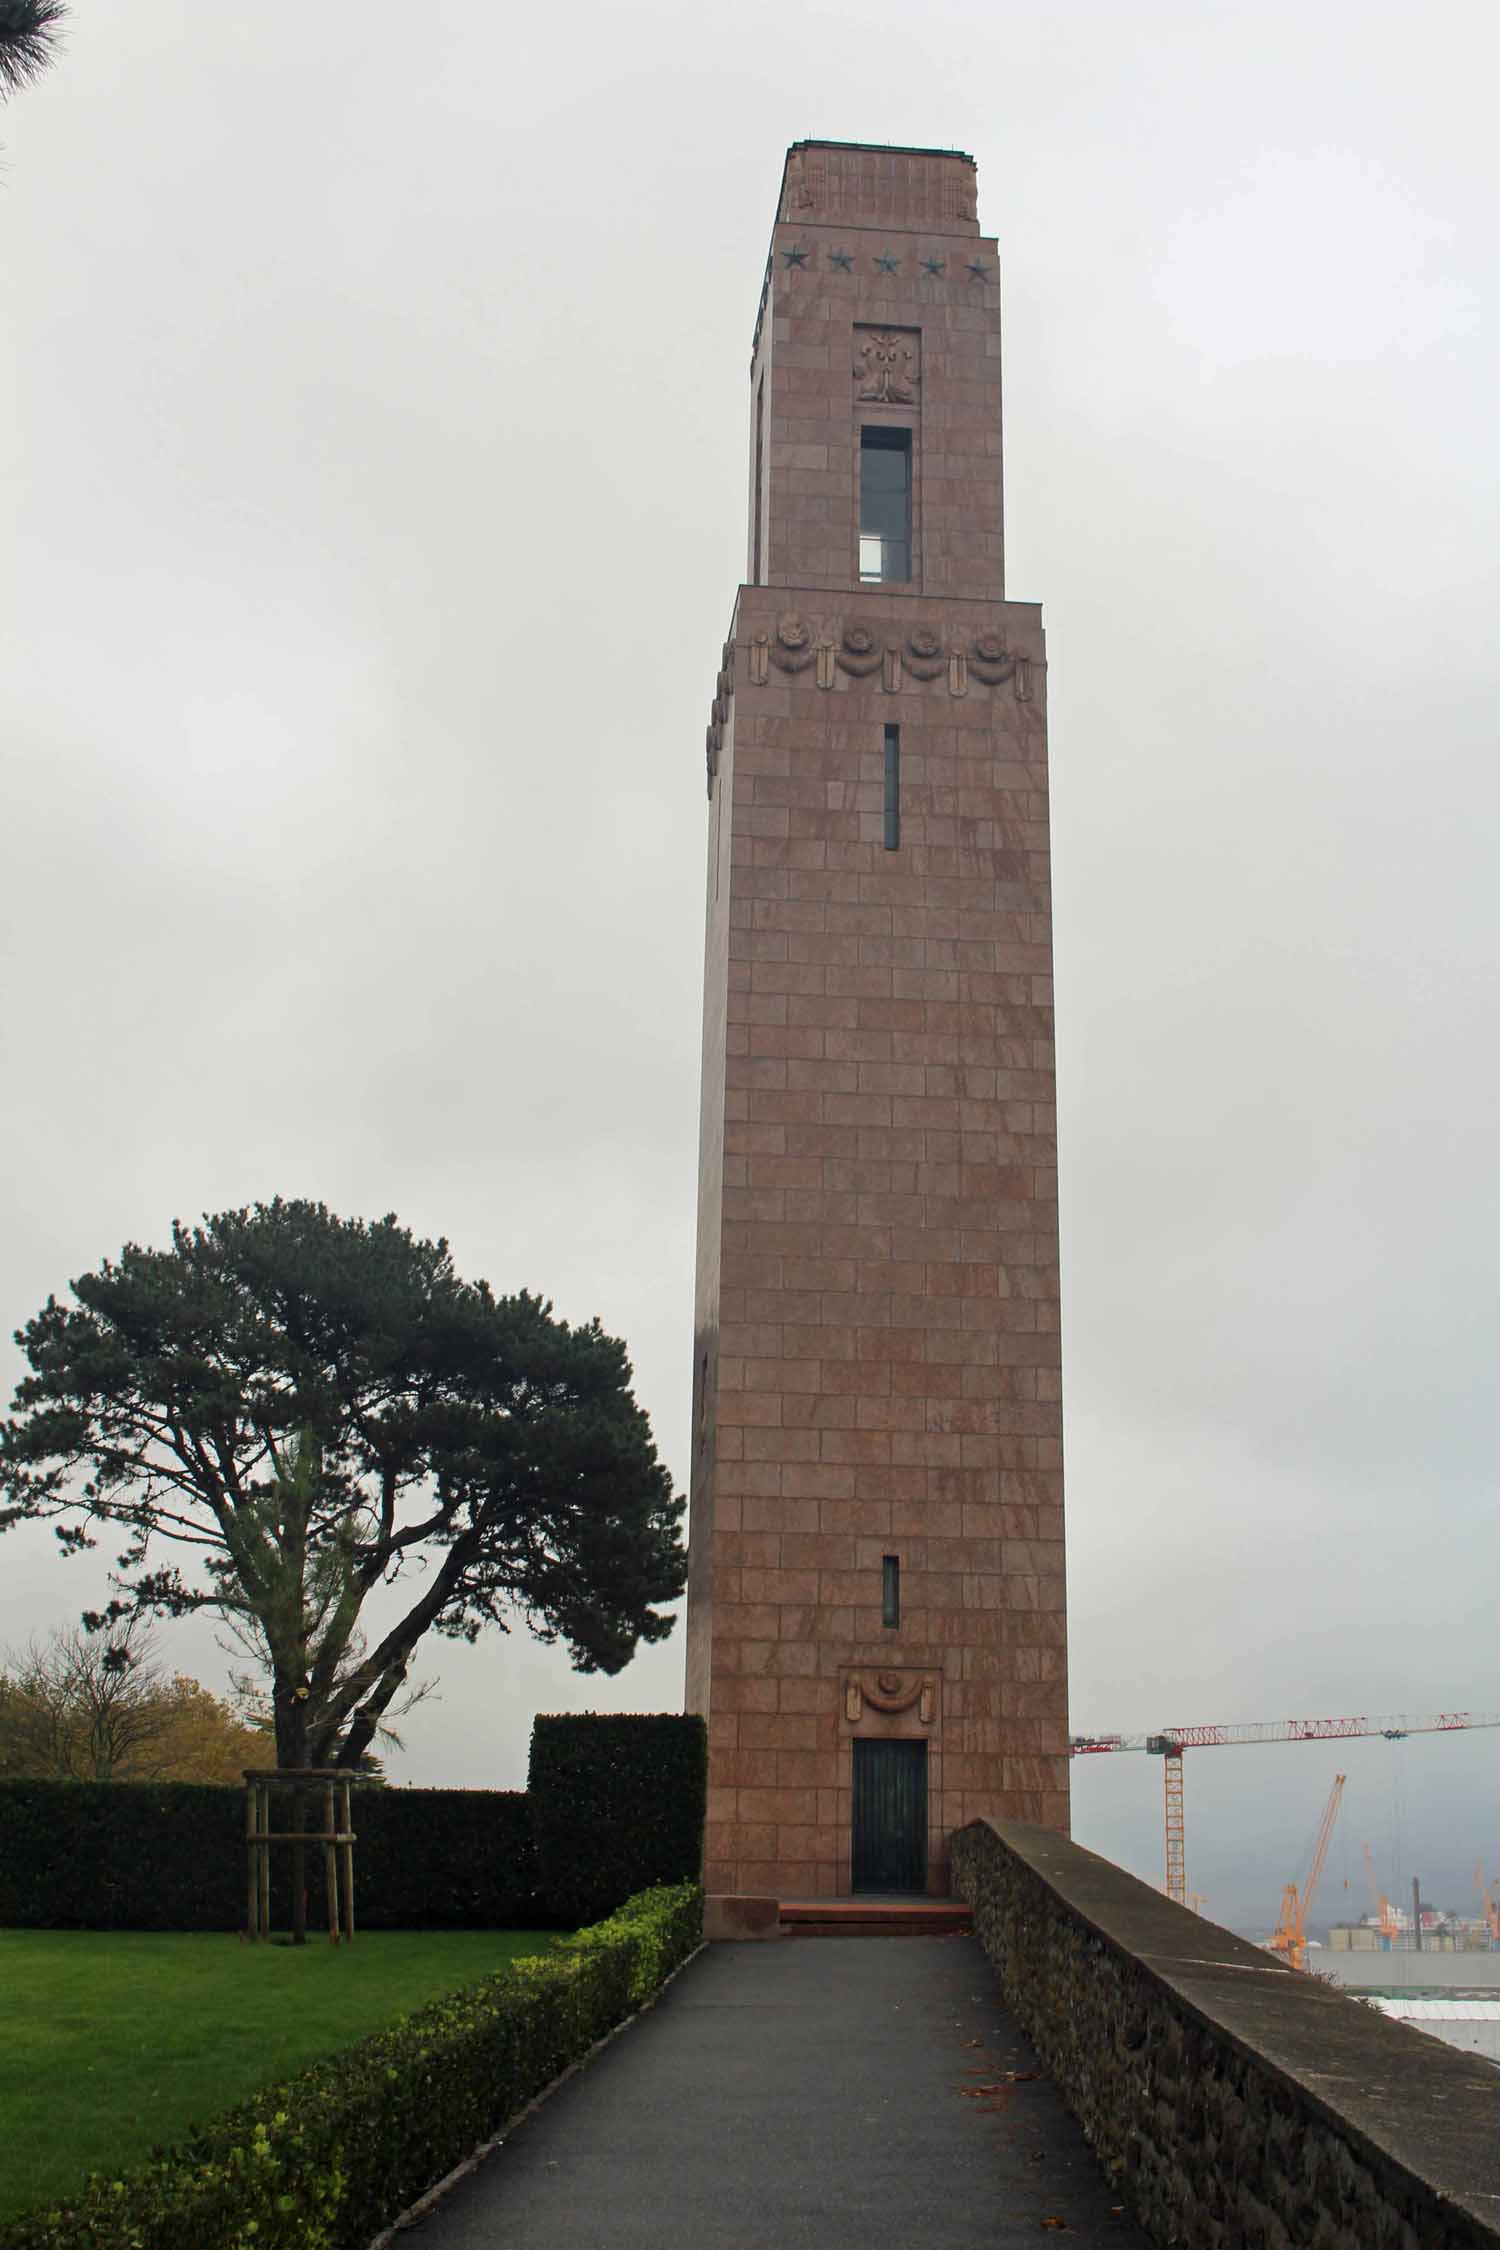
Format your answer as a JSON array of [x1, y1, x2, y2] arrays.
[[0, 1782, 242, 1929], [528, 1713, 707, 1926], [0, 1881, 703, 2250], [558, 1878, 705, 2006], [326, 1788, 539, 1929], [0, 1712, 710, 1935], [0, 1781, 539, 1930]]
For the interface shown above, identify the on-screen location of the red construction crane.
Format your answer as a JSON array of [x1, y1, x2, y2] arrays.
[[1070, 1710, 1500, 1905], [1268, 1773, 1346, 1972]]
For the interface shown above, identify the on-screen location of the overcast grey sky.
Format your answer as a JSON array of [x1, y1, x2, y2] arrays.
[[3, 1, 1498, 1928]]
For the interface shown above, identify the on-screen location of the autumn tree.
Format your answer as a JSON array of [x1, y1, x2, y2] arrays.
[[0, 1621, 271, 1783], [144, 1671, 275, 1784], [0, 1200, 686, 1778], [0, 1620, 170, 1782]]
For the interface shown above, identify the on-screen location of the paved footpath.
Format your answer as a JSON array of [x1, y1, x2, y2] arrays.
[[407, 1936, 1153, 2249]]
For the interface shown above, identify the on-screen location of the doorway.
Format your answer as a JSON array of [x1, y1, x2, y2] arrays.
[[851, 1738, 927, 1893]]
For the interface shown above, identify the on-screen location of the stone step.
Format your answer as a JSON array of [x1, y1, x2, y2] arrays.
[[779, 1898, 973, 1937]]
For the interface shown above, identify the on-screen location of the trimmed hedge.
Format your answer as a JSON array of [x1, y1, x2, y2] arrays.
[[0, 1713, 709, 1933], [0, 1782, 539, 1931], [0, 1881, 703, 2250], [529, 1713, 707, 1927]]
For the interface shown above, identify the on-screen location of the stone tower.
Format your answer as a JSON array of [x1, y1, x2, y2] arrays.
[[687, 141, 1068, 1903]]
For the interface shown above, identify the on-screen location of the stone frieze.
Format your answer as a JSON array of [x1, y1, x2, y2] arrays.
[[709, 613, 1037, 790]]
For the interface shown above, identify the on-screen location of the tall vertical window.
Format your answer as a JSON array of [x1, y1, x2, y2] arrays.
[[882, 1555, 901, 1630], [859, 427, 912, 583], [883, 724, 900, 851]]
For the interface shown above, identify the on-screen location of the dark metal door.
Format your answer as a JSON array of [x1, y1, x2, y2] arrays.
[[851, 1738, 927, 1893]]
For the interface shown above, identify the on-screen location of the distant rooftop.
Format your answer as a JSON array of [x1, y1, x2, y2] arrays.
[[1367, 1997, 1500, 2020]]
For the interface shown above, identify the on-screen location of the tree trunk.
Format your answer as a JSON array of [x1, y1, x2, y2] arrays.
[[276, 1684, 309, 1947], [289, 1787, 307, 1944], [334, 1659, 409, 1771]]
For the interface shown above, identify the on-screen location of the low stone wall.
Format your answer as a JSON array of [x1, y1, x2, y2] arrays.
[[952, 1818, 1500, 2250]]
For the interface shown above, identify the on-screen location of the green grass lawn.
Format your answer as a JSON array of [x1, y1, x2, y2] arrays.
[[0, 1928, 556, 2222]]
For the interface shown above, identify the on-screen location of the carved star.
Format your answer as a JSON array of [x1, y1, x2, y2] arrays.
[[781, 244, 809, 269], [830, 249, 854, 272], [875, 252, 900, 273], [965, 258, 990, 280], [921, 256, 946, 276]]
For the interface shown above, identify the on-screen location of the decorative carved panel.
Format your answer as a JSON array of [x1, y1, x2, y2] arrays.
[[841, 1667, 938, 1732], [854, 328, 920, 405], [711, 618, 1041, 770]]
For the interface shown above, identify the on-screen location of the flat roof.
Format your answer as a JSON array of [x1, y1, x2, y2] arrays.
[[786, 138, 976, 164]]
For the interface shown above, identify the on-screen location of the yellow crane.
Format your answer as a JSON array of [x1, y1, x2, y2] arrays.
[[1268, 1774, 1346, 1972], [1363, 1843, 1400, 1948], [1474, 1863, 1500, 1948]]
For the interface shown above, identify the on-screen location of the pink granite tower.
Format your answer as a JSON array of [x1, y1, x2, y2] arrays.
[[687, 142, 1068, 1901]]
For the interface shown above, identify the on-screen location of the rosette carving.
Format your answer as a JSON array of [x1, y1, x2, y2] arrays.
[[836, 619, 883, 678], [904, 624, 945, 681], [843, 1670, 937, 1725], [735, 615, 1028, 703], [769, 610, 816, 674], [705, 637, 737, 792], [970, 630, 1016, 686]]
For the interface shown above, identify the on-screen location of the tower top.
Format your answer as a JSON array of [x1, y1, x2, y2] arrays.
[[778, 140, 979, 235], [748, 135, 1002, 596]]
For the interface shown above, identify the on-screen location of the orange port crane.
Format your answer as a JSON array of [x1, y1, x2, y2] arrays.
[[1268, 1773, 1346, 1972], [1474, 1864, 1500, 1947], [1070, 1709, 1500, 1905], [1363, 1843, 1400, 1948]]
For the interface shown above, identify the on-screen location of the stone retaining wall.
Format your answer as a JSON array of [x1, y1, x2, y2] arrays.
[[952, 1818, 1500, 2249]]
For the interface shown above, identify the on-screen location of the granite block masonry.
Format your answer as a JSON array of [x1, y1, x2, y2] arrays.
[[687, 141, 1068, 1901], [952, 1818, 1500, 2250]]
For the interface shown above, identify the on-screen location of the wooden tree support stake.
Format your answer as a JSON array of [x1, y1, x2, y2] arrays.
[[243, 1768, 357, 1943]]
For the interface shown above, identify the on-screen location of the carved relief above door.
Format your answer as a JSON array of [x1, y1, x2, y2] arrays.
[[841, 1667, 938, 1731], [854, 327, 920, 404]]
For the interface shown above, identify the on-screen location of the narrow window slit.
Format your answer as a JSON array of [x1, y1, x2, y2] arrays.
[[883, 725, 901, 852], [882, 1555, 901, 1629]]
